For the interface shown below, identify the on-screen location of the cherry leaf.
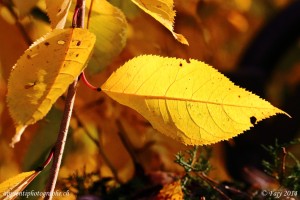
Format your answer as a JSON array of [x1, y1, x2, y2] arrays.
[[7, 28, 95, 147], [101, 55, 289, 145]]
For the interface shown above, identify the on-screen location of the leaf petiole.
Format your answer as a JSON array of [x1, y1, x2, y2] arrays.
[[35, 148, 54, 172], [80, 71, 101, 91]]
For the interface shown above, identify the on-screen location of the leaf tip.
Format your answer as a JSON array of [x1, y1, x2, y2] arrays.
[[274, 107, 291, 118], [284, 111, 292, 118], [173, 33, 189, 45], [10, 125, 27, 148]]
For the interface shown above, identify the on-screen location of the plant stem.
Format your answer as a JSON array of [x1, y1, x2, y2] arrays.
[[80, 72, 101, 91], [44, 0, 85, 199], [196, 172, 231, 200], [44, 80, 78, 200], [280, 147, 287, 182], [116, 120, 141, 170]]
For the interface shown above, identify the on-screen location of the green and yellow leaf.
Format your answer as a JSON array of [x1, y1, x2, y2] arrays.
[[131, 0, 188, 45], [82, 0, 127, 73], [109, 0, 141, 19], [0, 171, 39, 200], [46, 0, 72, 29], [67, 0, 127, 73], [7, 28, 96, 147], [101, 55, 289, 145]]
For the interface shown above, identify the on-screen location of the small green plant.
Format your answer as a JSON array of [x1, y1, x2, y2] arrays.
[[175, 147, 250, 200], [55, 139, 300, 199], [261, 138, 300, 192]]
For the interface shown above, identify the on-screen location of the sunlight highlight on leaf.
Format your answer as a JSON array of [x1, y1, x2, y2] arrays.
[[131, 0, 188, 45], [46, 0, 72, 29], [7, 28, 96, 147], [0, 171, 39, 200], [101, 55, 289, 145]]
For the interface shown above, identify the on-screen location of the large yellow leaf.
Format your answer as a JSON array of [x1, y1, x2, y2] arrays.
[[0, 171, 39, 200], [7, 28, 96, 147], [46, 0, 72, 29], [131, 0, 188, 45], [101, 55, 289, 145]]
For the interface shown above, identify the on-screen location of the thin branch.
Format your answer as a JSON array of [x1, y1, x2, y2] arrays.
[[1, 1, 32, 45], [86, 0, 94, 29], [197, 172, 231, 200], [116, 120, 144, 176], [288, 152, 300, 166], [191, 146, 199, 167], [280, 147, 287, 182], [74, 112, 122, 184], [44, 0, 85, 199], [97, 129, 123, 184], [44, 79, 79, 200], [116, 120, 139, 165]]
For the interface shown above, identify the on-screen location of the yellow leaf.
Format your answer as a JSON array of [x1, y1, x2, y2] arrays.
[[155, 180, 183, 200], [0, 171, 39, 200], [109, 0, 141, 19], [46, 0, 72, 29], [101, 55, 289, 145], [7, 28, 96, 147], [67, 0, 128, 73], [85, 0, 128, 73], [12, 0, 39, 17], [131, 0, 188, 45]]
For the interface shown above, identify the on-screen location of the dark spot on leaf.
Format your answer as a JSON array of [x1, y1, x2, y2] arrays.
[[186, 59, 191, 63], [45, 42, 50, 46], [77, 41, 81, 46], [76, 54, 79, 57], [179, 62, 182, 67], [238, 95, 241, 98], [58, 8, 62, 13], [250, 116, 257, 125], [24, 82, 36, 89]]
